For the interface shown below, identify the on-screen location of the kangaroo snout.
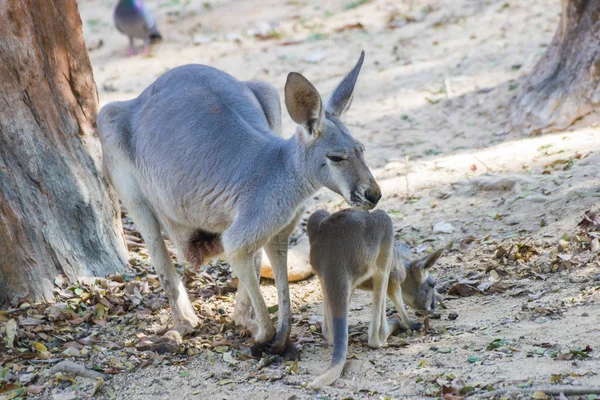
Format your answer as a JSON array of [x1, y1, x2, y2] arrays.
[[429, 296, 438, 312], [364, 185, 382, 206], [350, 183, 381, 209]]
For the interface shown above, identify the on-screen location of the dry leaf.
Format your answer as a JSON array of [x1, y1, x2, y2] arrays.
[[4, 318, 17, 348], [33, 341, 48, 353], [448, 283, 481, 297], [334, 22, 365, 32], [92, 377, 104, 396]]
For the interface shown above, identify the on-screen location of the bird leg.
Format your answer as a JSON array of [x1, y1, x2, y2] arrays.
[[127, 37, 136, 56], [142, 36, 151, 56]]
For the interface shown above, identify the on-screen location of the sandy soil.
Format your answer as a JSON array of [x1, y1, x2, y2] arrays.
[[74, 0, 600, 398]]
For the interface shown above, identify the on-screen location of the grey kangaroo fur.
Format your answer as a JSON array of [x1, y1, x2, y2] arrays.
[[306, 209, 442, 389], [96, 51, 380, 354]]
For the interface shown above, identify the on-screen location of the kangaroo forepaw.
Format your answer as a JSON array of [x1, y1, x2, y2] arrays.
[[268, 336, 298, 359], [250, 343, 300, 361], [267, 327, 290, 355], [409, 321, 423, 331], [245, 319, 276, 355], [250, 341, 269, 357], [390, 314, 421, 332]]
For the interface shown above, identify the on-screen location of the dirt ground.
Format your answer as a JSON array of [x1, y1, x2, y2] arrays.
[[4, 0, 600, 399]]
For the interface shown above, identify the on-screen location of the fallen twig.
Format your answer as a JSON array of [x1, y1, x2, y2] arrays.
[[470, 386, 600, 398], [28, 358, 62, 364], [474, 156, 492, 172], [49, 360, 105, 380]]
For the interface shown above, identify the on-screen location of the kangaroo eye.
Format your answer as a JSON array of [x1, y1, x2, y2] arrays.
[[327, 155, 345, 162]]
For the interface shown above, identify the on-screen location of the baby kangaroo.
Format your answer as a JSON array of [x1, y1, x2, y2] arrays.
[[306, 209, 442, 389]]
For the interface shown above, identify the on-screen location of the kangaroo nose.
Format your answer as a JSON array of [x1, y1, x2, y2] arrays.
[[364, 186, 382, 205], [430, 297, 437, 311]]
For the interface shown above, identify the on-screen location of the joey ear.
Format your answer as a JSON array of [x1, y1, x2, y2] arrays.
[[284, 72, 324, 136], [325, 50, 365, 118], [420, 248, 443, 271]]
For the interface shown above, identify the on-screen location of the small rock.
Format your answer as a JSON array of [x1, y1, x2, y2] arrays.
[[558, 239, 569, 250], [591, 237, 599, 253], [61, 347, 81, 357], [19, 373, 36, 384], [594, 274, 600, 282], [447, 312, 459, 321], [525, 195, 547, 203], [225, 33, 243, 42], [303, 51, 326, 64], [192, 34, 212, 45], [53, 394, 77, 400], [433, 221, 455, 234], [223, 351, 239, 366], [87, 38, 104, 52]]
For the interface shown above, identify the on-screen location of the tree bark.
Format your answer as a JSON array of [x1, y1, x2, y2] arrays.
[[0, 0, 128, 305], [509, 0, 600, 134]]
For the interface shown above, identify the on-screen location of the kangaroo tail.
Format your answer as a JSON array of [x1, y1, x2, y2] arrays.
[[309, 312, 348, 389]]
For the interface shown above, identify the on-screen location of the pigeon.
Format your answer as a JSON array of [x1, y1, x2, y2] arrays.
[[113, 0, 162, 56]]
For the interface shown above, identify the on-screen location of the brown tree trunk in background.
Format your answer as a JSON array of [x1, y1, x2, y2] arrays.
[[0, 0, 128, 305], [509, 0, 600, 134]]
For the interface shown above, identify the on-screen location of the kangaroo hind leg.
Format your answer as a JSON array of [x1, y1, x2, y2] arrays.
[[108, 163, 199, 334]]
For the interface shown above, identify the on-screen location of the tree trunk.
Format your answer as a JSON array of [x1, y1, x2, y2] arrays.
[[509, 0, 600, 134], [0, 0, 128, 305]]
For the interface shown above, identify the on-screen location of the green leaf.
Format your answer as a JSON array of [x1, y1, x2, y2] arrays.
[[307, 33, 326, 42], [213, 346, 228, 354], [267, 304, 279, 314], [180, 371, 190, 378], [486, 338, 509, 350], [461, 385, 475, 394], [417, 359, 426, 368], [467, 355, 481, 363], [343, 0, 369, 10], [570, 348, 591, 360], [550, 374, 562, 383]]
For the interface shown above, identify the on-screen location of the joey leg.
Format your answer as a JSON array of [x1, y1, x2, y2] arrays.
[[368, 271, 389, 348], [319, 279, 334, 344], [389, 290, 422, 331]]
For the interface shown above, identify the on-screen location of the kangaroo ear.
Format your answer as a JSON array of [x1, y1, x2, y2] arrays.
[[307, 209, 331, 238], [285, 72, 324, 136], [420, 248, 443, 271], [325, 50, 365, 118]]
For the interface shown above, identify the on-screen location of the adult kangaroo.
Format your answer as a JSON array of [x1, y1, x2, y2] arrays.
[[97, 51, 381, 354]]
